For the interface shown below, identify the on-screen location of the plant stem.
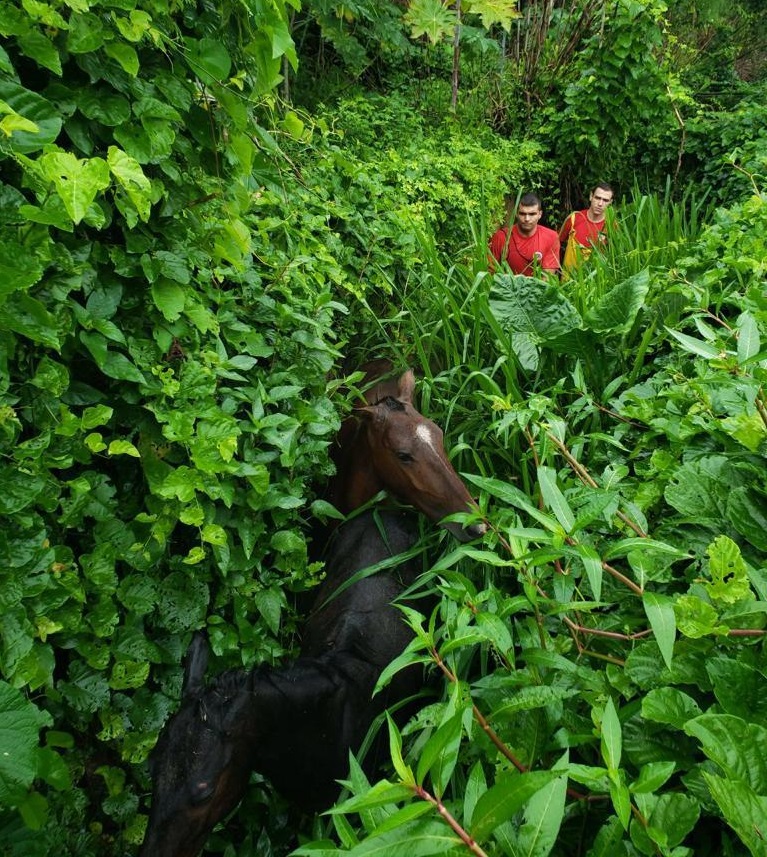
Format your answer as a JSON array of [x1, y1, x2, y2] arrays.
[[413, 783, 490, 856]]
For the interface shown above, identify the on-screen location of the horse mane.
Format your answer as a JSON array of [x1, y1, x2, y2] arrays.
[[208, 667, 256, 701], [375, 395, 406, 411]]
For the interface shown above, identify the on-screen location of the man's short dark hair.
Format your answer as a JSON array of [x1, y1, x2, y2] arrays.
[[519, 192, 542, 209], [593, 182, 614, 196]]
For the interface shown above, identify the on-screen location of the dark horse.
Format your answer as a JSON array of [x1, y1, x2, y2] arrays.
[[140, 510, 428, 857], [326, 365, 486, 541]]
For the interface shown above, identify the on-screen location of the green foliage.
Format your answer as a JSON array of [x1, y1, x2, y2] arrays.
[[0, 0, 346, 848], [2, 0, 766, 852], [684, 92, 767, 204]]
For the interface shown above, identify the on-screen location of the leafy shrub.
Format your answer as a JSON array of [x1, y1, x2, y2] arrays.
[[684, 92, 767, 204]]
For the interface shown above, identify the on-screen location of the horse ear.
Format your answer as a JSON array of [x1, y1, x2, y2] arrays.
[[397, 370, 415, 404], [182, 631, 209, 699]]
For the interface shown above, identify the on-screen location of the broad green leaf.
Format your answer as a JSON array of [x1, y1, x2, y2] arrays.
[[100, 351, 146, 384], [471, 770, 558, 840], [642, 592, 676, 668], [641, 687, 702, 730], [201, 523, 227, 546], [85, 432, 107, 452], [585, 269, 650, 333], [344, 819, 463, 856], [403, 0, 456, 44], [104, 42, 140, 76], [0, 681, 52, 803], [114, 9, 152, 42], [630, 761, 676, 794], [721, 411, 767, 452], [674, 594, 729, 638], [634, 793, 700, 851], [537, 465, 575, 532], [489, 685, 577, 720], [66, 11, 104, 52], [475, 611, 514, 653], [703, 535, 752, 604], [157, 572, 209, 632], [489, 273, 582, 342], [108, 440, 140, 457], [608, 770, 631, 830], [77, 89, 131, 126], [185, 37, 232, 83], [0, 292, 60, 348], [0, 237, 45, 298], [702, 773, 767, 857], [603, 537, 688, 562], [151, 279, 186, 321], [183, 546, 206, 565], [0, 112, 38, 136], [685, 714, 767, 793], [38, 151, 111, 224], [108, 146, 152, 221], [281, 110, 306, 140], [328, 780, 415, 815], [467, 0, 520, 31], [253, 588, 282, 635], [81, 405, 113, 429], [18, 30, 61, 74], [707, 657, 767, 724], [586, 816, 624, 857], [18, 790, 48, 830], [464, 473, 559, 531], [463, 762, 487, 828]]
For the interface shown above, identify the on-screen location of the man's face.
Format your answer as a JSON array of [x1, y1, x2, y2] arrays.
[[589, 189, 613, 219], [516, 204, 542, 236]]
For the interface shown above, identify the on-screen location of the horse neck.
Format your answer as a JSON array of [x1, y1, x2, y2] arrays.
[[327, 420, 381, 514]]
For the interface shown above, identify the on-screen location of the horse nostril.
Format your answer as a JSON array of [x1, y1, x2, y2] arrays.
[[466, 521, 488, 538]]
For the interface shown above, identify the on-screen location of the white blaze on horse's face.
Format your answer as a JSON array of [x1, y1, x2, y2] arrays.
[[414, 422, 438, 452]]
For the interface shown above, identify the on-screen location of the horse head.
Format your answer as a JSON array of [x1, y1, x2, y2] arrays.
[[139, 634, 256, 857], [354, 370, 486, 542]]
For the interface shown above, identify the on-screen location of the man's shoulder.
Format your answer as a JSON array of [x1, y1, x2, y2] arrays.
[[538, 224, 560, 241]]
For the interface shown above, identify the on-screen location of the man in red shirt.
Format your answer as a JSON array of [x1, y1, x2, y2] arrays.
[[559, 183, 614, 274], [488, 193, 561, 277]]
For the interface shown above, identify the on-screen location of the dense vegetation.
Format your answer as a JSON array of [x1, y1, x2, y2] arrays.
[[1, 0, 765, 855]]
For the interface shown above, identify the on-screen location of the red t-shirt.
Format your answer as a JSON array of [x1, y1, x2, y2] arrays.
[[489, 225, 561, 276], [558, 210, 608, 249]]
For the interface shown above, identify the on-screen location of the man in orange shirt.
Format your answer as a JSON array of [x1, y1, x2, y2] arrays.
[[488, 193, 561, 277], [559, 183, 614, 274]]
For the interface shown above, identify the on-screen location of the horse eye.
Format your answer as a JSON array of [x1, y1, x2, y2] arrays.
[[396, 451, 414, 463], [191, 780, 216, 805]]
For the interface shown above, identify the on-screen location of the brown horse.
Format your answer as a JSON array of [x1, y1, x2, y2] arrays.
[[139, 511, 429, 857], [326, 365, 486, 541]]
